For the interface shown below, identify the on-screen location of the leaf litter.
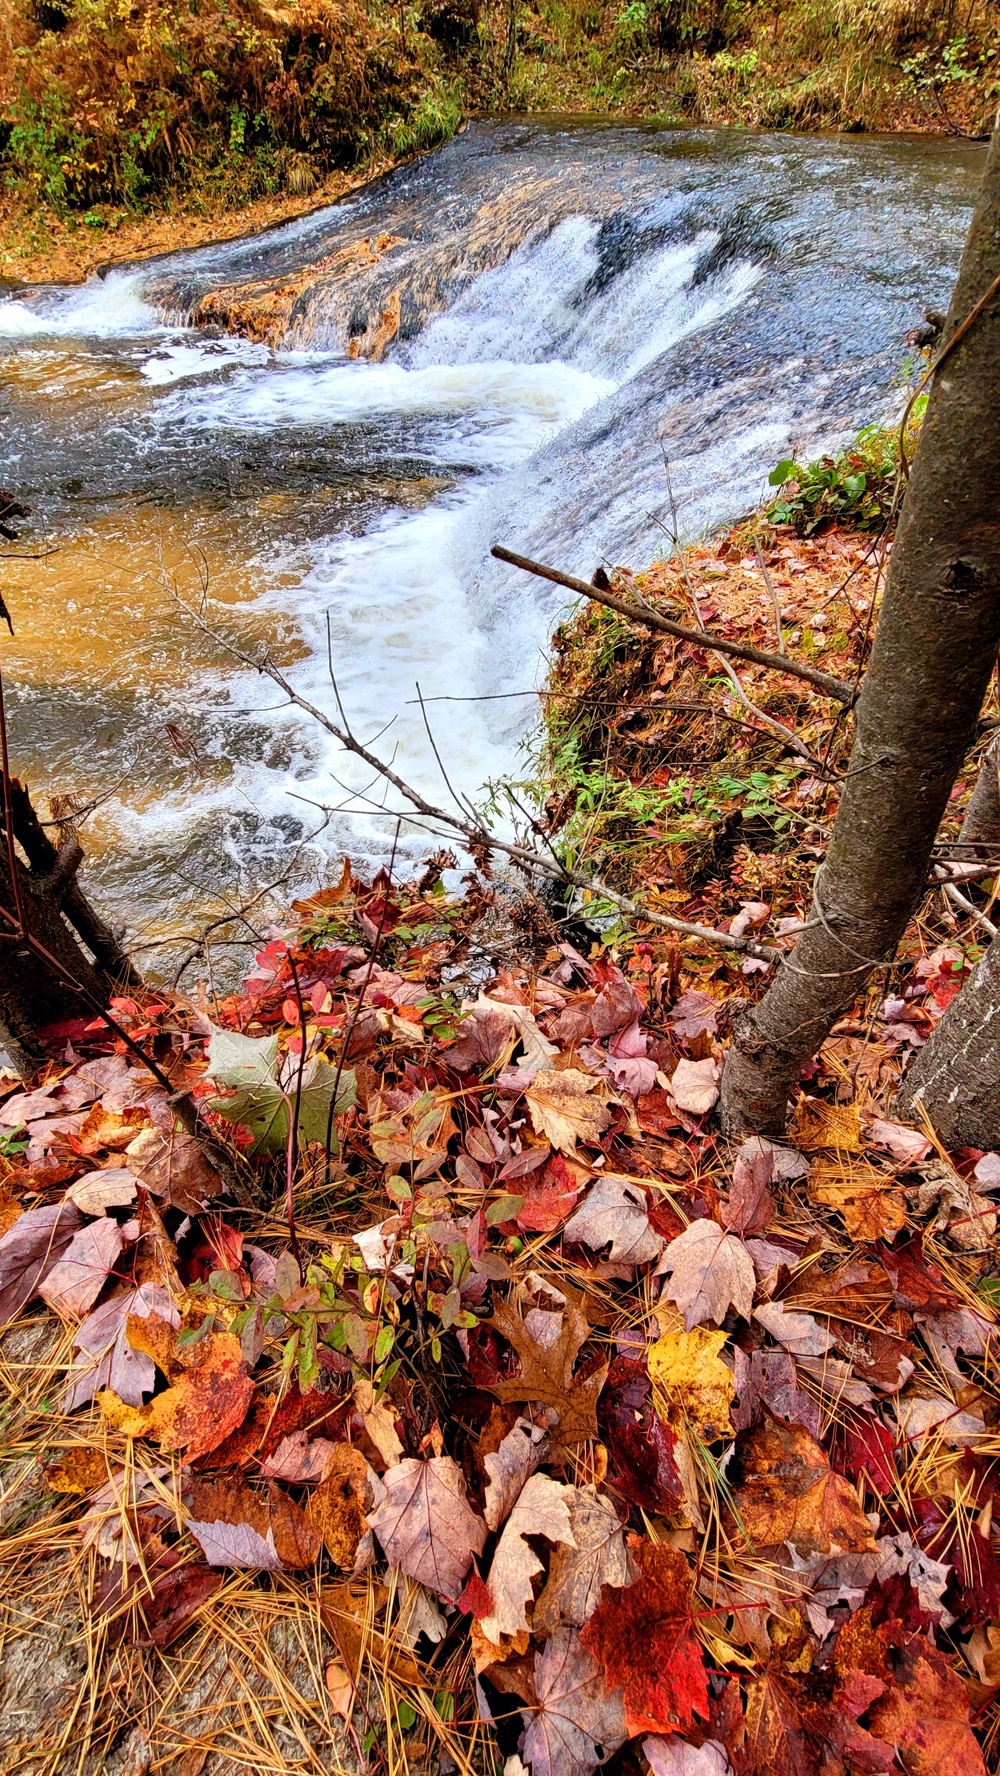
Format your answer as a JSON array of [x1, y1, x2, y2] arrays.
[[2, 523, 1000, 1775]]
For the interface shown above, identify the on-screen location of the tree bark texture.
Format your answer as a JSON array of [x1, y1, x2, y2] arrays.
[[720, 121, 1000, 1135], [958, 730, 1000, 855], [898, 936, 1000, 1146]]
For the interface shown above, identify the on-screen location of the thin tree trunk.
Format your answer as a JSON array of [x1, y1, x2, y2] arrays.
[[720, 120, 1000, 1135], [956, 730, 1000, 857], [897, 937, 1000, 1146]]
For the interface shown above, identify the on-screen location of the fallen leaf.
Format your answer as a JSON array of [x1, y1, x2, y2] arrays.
[[866, 1635, 986, 1776], [482, 1471, 576, 1639], [324, 1659, 354, 1720], [525, 1070, 611, 1157], [395, 1575, 447, 1649], [305, 1444, 374, 1567], [867, 1118, 931, 1164], [367, 1456, 486, 1601], [522, 1625, 627, 1776], [729, 1416, 878, 1556], [353, 1375, 404, 1468], [138, 1565, 223, 1649], [491, 1292, 608, 1445], [742, 1671, 814, 1776], [656, 1219, 755, 1329], [721, 1146, 775, 1236], [125, 1125, 219, 1214], [752, 1301, 835, 1357], [669, 1058, 720, 1116], [516, 1155, 584, 1233], [104, 1332, 255, 1461], [187, 1474, 319, 1570], [446, 1005, 517, 1074], [648, 1327, 734, 1441], [0, 1199, 84, 1325], [65, 1168, 138, 1216], [738, 1135, 810, 1182], [533, 1487, 631, 1633], [260, 1429, 339, 1483], [73, 1102, 150, 1155], [895, 1393, 986, 1448], [643, 1738, 732, 1776], [563, 1175, 663, 1266], [790, 1099, 862, 1153], [483, 1416, 548, 1531], [669, 991, 719, 1041], [65, 1283, 179, 1410], [810, 1167, 907, 1242], [368, 1086, 457, 1180], [206, 1025, 356, 1156], [480, 993, 559, 1071], [38, 1215, 124, 1318], [580, 1538, 709, 1736]]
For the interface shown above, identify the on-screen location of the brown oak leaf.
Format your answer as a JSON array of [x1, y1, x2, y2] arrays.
[[491, 1290, 608, 1445]]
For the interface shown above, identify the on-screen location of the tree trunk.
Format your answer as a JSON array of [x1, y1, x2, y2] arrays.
[[719, 120, 1000, 1135], [897, 937, 1000, 1147]]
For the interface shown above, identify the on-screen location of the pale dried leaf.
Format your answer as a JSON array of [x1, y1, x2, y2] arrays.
[[484, 1417, 549, 1531], [260, 1430, 339, 1483], [66, 1168, 138, 1216], [39, 1217, 124, 1319], [522, 1626, 627, 1776], [65, 1282, 179, 1410], [896, 1393, 986, 1448], [533, 1488, 630, 1632], [753, 1301, 835, 1357], [669, 1058, 720, 1116], [526, 1070, 611, 1157], [0, 1200, 84, 1325], [482, 1472, 576, 1639], [644, 1739, 733, 1776], [563, 1175, 663, 1266], [187, 1517, 282, 1570], [354, 1376, 404, 1467], [480, 994, 558, 1071], [656, 1219, 754, 1329], [867, 1118, 932, 1163], [395, 1574, 448, 1649], [367, 1456, 486, 1601]]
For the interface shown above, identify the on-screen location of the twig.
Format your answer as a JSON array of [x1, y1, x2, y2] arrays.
[[490, 544, 857, 705], [755, 540, 785, 655], [174, 598, 782, 963], [943, 881, 999, 937]]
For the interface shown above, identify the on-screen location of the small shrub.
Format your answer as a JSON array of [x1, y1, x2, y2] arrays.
[[766, 402, 926, 534]]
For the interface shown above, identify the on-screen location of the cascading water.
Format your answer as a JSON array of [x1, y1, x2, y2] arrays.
[[0, 119, 986, 959]]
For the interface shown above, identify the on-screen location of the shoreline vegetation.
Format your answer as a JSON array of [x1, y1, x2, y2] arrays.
[[1, 0, 998, 285]]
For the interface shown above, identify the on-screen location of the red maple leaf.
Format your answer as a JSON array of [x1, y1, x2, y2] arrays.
[[579, 1536, 708, 1736]]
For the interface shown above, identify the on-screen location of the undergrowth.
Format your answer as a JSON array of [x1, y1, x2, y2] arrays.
[[1, 0, 998, 245], [766, 397, 928, 534]]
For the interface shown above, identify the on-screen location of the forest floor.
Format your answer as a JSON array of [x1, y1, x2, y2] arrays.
[[3, 494, 1000, 1776]]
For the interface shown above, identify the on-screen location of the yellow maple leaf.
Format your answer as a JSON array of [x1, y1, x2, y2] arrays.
[[97, 1388, 154, 1438], [647, 1326, 734, 1442]]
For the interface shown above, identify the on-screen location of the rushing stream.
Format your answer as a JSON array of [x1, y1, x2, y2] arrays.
[[0, 118, 986, 965]]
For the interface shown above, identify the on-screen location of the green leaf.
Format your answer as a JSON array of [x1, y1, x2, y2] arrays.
[[396, 1700, 418, 1732], [207, 1024, 280, 1089], [768, 458, 799, 486], [205, 1040, 357, 1156], [485, 1194, 526, 1225], [374, 1324, 395, 1363]]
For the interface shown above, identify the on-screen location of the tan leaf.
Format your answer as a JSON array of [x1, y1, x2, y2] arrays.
[[753, 1301, 836, 1357], [811, 1168, 907, 1242], [525, 1069, 611, 1157], [125, 1125, 220, 1214], [479, 993, 559, 1071], [563, 1175, 663, 1266], [65, 1167, 138, 1216], [790, 1098, 862, 1153], [669, 1057, 720, 1116], [38, 1216, 124, 1318], [306, 1445, 375, 1567], [656, 1219, 755, 1329], [491, 1291, 608, 1445], [481, 1471, 577, 1639], [395, 1575, 448, 1649], [324, 1659, 354, 1720], [366, 1455, 486, 1601], [483, 1416, 548, 1531], [353, 1376, 403, 1468], [533, 1487, 631, 1632]]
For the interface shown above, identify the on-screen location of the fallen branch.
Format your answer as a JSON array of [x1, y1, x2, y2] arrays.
[[490, 544, 857, 707]]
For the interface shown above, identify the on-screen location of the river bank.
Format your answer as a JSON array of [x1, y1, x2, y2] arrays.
[[1, 0, 998, 287]]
